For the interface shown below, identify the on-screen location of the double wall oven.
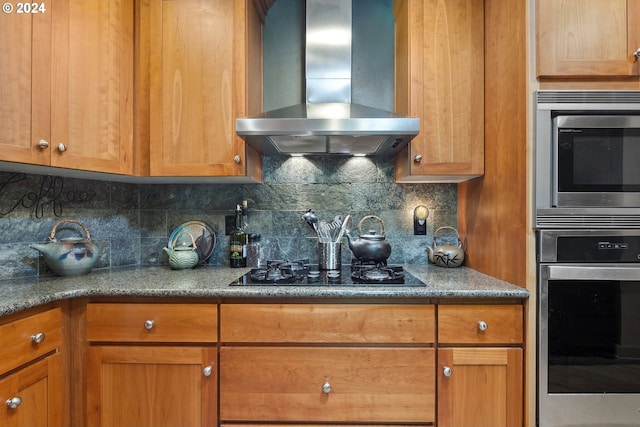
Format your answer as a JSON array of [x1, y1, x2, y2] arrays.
[[536, 91, 640, 427]]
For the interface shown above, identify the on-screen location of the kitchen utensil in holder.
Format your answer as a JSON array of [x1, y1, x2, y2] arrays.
[[319, 241, 341, 270]]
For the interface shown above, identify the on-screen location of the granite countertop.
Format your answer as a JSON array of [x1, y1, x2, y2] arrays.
[[0, 264, 529, 317]]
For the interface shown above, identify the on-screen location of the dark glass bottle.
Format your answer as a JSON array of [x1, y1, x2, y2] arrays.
[[229, 205, 247, 268]]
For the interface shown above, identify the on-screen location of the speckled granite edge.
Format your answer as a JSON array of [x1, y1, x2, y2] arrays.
[[0, 265, 529, 317]]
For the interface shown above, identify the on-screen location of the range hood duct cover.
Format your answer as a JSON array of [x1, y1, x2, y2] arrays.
[[236, 0, 419, 156]]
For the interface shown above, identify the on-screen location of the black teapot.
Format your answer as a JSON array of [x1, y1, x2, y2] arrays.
[[345, 215, 392, 264]]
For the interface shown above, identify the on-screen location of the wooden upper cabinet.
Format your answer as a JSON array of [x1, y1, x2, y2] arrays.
[[537, 0, 640, 78], [51, 0, 134, 174], [393, 0, 484, 183], [0, 0, 134, 174], [147, 0, 262, 180], [0, 2, 51, 166]]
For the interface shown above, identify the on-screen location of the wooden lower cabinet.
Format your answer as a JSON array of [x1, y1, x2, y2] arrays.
[[0, 353, 64, 427], [86, 346, 217, 427], [0, 306, 65, 427], [436, 303, 524, 427], [219, 304, 436, 424], [84, 302, 219, 427], [437, 348, 523, 427], [220, 346, 435, 423]]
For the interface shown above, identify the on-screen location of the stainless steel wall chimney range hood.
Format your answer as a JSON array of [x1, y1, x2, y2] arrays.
[[235, 0, 419, 156]]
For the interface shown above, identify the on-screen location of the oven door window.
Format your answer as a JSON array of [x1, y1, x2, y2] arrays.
[[557, 127, 640, 192], [548, 280, 640, 393]]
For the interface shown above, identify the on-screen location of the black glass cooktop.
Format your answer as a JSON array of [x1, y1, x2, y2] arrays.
[[229, 260, 426, 287]]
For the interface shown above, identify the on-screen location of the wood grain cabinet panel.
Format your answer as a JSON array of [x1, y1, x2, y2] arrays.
[[220, 346, 435, 423], [438, 348, 523, 427], [537, 0, 640, 78], [220, 303, 435, 343], [0, 0, 134, 174], [393, 0, 484, 182], [0, 308, 62, 375], [0, 2, 51, 166], [50, 0, 134, 174], [0, 306, 66, 427], [86, 303, 217, 343], [220, 303, 436, 423], [86, 346, 217, 427], [438, 304, 523, 345], [85, 303, 218, 427], [0, 353, 64, 427], [146, 0, 262, 179], [437, 304, 524, 427]]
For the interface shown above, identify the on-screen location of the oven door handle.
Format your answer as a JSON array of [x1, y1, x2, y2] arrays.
[[544, 264, 640, 281]]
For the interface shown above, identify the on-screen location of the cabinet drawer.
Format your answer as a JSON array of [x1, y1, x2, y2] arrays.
[[220, 347, 435, 423], [438, 304, 523, 344], [0, 308, 62, 375], [86, 303, 217, 343], [220, 304, 435, 343]]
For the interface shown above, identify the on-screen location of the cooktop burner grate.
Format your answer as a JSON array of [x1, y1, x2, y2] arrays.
[[230, 259, 425, 286]]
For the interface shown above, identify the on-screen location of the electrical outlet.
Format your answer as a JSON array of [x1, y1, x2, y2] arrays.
[[413, 218, 427, 235]]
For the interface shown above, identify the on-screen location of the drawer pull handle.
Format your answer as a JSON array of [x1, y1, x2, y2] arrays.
[[203, 366, 212, 377], [322, 381, 331, 394], [443, 366, 452, 377], [144, 320, 155, 330], [31, 332, 45, 344], [6, 397, 22, 409], [478, 320, 488, 331]]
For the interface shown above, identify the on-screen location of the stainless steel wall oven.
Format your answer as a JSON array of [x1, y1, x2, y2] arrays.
[[536, 91, 640, 427], [538, 229, 640, 427]]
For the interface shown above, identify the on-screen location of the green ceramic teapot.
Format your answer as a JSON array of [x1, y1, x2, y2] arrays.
[[164, 231, 199, 270]]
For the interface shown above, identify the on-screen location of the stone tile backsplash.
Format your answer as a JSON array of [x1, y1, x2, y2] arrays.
[[0, 155, 457, 279]]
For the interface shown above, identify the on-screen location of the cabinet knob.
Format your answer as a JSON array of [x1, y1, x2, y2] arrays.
[[37, 139, 49, 149], [6, 397, 22, 409], [322, 381, 331, 394], [478, 320, 488, 331], [203, 365, 212, 377], [414, 154, 423, 162], [144, 320, 155, 330], [31, 332, 46, 344], [234, 155, 242, 163], [443, 366, 452, 377], [57, 143, 67, 152], [633, 48, 640, 62]]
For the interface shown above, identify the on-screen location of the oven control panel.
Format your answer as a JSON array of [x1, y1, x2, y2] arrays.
[[558, 236, 640, 262]]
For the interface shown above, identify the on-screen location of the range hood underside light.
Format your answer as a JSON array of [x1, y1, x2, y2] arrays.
[[268, 135, 388, 154]]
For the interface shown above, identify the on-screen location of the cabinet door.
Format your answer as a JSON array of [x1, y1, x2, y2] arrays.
[[537, 0, 640, 77], [86, 346, 216, 427], [0, 2, 51, 165], [0, 353, 64, 427], [148, 0, 262, 178], [50, 0, 134, 174], [394, 0, 484, 182], [438, 348, 523, 427]]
